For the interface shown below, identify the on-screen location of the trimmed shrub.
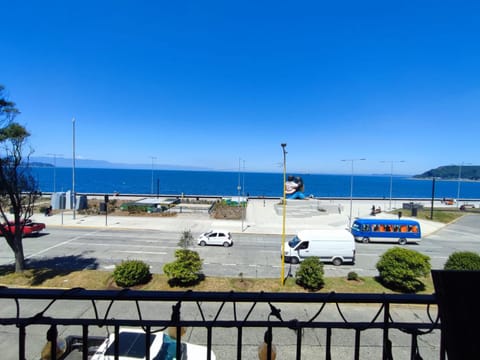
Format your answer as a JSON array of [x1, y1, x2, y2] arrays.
[[347, 271, 359, 281], [163, 249, 203, 286], [444, 251, 480, 270], [295, 257, 324, 291], [113, 260, 151, 287], [376, 247, 430, 293]]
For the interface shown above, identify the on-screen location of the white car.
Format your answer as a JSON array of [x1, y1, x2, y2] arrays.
[[91, 328, 216, 359], [197, 230, 233, 247]]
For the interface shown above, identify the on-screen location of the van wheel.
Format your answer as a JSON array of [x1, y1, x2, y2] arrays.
[[362, 237, 369, 244], [399, 238, 407, 245], [291, 257, 299, 264], [199, 241, 206, 246], [332, 257, 343, 266]]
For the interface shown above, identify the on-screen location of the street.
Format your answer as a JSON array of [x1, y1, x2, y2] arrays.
[[2, 214, 480, 279]]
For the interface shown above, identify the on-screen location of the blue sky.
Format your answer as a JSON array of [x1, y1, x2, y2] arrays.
[[2, 1, 479, 175]]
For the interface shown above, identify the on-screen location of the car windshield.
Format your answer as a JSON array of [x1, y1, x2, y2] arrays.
[[288, 235, 300, 248], [351, 222, 361, 231]]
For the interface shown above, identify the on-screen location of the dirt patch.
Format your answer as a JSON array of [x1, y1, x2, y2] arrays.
[[210, 203, 244, 219]]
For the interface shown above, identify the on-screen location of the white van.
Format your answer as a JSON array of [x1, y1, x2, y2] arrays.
[[282, 229, 356, 266]]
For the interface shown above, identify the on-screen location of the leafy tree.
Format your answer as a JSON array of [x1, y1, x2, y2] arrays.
[[0, 85, 40, 272], [178, 229, 194, 249]]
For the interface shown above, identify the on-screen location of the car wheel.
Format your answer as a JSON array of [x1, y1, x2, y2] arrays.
[[199, 241, 206, 246], [223, 242, 230, 247], [362, 237, 369, 244], [332, 257, 343, 266], [399, 238, 407, 245]]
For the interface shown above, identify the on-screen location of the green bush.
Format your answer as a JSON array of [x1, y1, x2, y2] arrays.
[[113, 260, 151, 287], [347, 271, 359, 281], [376, 247, 431, 293], [295, 257, 324, 291], [444, 251, 480, 270], [163, 249, 203, 286]]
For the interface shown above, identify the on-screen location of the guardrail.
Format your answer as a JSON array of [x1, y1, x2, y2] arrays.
[[0, 288, 442, 360]]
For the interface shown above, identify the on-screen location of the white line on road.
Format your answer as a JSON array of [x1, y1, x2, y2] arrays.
[[25, 230, 103, 259], [116, 250, 167, 255]]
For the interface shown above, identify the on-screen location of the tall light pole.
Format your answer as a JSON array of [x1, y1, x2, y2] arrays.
[[72, 117, 76, 220], [280, 143, 287, 285], [381, 160, 405, 210], [47, 153, 63, 193], [457, 162, 472, 205], [150, 156, 156, 195], [241, 159, 246, 232], [341, 158, 365, 228], [237, 158, 241, 207]]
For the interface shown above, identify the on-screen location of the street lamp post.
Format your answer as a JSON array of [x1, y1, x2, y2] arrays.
[[381, 160, 405, 210], [341, 158, 365, 228], [47, 153, 63, 193], [280, 143, 287, 285], [237, 158, 241, 208], [72, 118, 76, 220], [150, 156, 156, 195], [457, 162, 472, 205], [241, 159, 246, 232]]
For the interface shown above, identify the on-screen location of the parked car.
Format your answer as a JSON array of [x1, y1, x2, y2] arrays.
[[197, 230, 233, 247], [41, 327, 216, 360], [2, 219, 46, 236]]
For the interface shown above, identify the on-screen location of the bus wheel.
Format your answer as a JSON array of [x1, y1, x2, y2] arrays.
[[399, 238, 407, 245], [362, 237, 369, 244], [332, 257, 343, 266]]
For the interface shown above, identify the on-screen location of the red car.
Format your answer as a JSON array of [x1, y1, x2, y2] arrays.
[[2, 219, 46, 236]]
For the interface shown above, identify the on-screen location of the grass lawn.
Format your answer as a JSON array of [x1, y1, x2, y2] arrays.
[[389, 207, 467, 223], [0, 267, 435, 294]]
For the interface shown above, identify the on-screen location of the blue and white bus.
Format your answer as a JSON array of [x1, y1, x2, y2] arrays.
[[350, 218, 421, 245]]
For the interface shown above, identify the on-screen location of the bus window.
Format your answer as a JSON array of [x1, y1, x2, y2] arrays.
[[400, 225, 407, 232], [361, 224, 370, 231]]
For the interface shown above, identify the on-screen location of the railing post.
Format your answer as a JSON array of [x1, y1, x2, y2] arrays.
[[383, 301, 392, 360], [82, 324, 89, 360], [19, 325, 26, 360], [237, 327, 242, 360]]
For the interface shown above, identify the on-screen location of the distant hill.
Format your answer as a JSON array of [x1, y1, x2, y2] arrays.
[[414, 165, 480, 180], [29, 156, 211, 171]]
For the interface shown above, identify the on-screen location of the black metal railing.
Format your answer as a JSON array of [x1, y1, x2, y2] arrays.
[[0, 287, 442, 360]]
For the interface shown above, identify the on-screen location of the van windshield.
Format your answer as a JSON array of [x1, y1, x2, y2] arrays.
[[351, 222, 360, 231], [288, 235, 300, 248]]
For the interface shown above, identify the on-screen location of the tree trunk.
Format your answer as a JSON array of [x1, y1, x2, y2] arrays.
[[14, 237, 25, 273]]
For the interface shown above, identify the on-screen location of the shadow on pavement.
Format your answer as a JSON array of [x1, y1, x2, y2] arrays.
[[0, 255, 99, 286]]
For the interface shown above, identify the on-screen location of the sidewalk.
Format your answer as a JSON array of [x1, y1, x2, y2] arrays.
[[39, 198, 445, 236]]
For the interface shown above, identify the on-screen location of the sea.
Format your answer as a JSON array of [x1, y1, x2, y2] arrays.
[[30, 167, 480, 200]]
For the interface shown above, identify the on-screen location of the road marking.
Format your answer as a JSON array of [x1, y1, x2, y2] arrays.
[[116, 250, 167, 255], [25, 230, 103, 259], [72, 242, 175, 249]]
